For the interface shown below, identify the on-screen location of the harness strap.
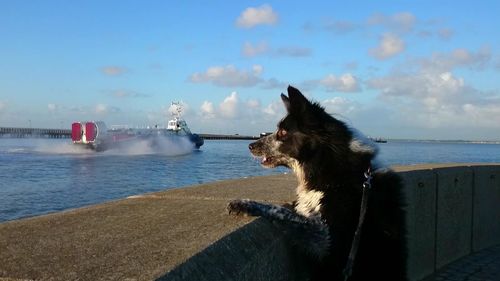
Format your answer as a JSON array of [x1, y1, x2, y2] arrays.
[[343, 166, 373, 281]]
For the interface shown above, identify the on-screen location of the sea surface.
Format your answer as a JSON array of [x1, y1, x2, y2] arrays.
[[1, 138, 499, 223]]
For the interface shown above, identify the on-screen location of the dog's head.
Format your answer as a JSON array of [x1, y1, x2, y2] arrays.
[[249, 86, 377, 169]]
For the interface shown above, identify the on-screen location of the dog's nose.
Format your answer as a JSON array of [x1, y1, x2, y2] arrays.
[[249, 142, 256, 151]]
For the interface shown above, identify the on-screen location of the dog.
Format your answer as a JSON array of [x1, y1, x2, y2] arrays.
[[228, 86, 407, 281]]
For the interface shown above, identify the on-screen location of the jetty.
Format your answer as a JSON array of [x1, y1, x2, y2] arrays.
[[0, 127, 259, 140], [0, 163, 499, 281], [0, 127, 71, 138]]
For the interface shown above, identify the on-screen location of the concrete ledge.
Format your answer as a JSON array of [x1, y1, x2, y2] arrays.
[[472, 165, 500, 251], [0, 174, 296, 281], [394, 163, 500, 281], [398, 168, 437, 280], [157, 218, 310, 281], [1, 164, 499, 281]]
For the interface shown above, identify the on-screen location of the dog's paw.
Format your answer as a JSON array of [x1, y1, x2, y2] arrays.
[[282, 201, 296, 210], [227, 199, 254, 216]]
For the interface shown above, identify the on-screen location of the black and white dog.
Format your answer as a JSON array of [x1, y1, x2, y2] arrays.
[[228, 86, 407, 281]]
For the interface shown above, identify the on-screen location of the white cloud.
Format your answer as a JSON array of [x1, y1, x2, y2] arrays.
[[242, 41, 270, 57], [461, 102, 500, 128], [144, 102, 192, 125], [47, 103, 59, 112], [113, 90, 130, 98], [242, 42, 311, 58], [68, 106, 88, 114], [193, 92, 287, 134], [200, 101, 215, 119], [236, 4, 278, 28], [320, 73, 361, 92], [419, 47, 492, 72], [199, 92, 243, 120], [391, 12, 417, 33], [96, 104, 108, 114], [252, 65, 263, 75], [199, 92, 285, 123], [344, 62, 359, 71], [274, 46, 312, 57], [111, 89, 150, 98], [369, 33, 405, 59], [95, 104, 121, 115], [189, 65, 263, 87], [367, 12, 416, 33], [101, 66, 127, 76], [437, 28, 454, 40], [192, 92, 362, 136], [262, 100, 286, 118], [322, 97, 358, 116], [298, 73, 361, 93], [302, 21, 315, 33], [260, 78, 287, 90], [323, 19, 359, 34], [367, 61, 500, 131], [417, 30, 433, 38], [495, 57, 500, 71], [369, 71, 466, 103], [298, 80, 321, 92], [219, 91, 239, 118], [366, 13, 386, 25], [246, 99, 260, 109]]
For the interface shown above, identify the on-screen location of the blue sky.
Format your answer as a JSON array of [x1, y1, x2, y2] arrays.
[[1, 1, 499, 140]]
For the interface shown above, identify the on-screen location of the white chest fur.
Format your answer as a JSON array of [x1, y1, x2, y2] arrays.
[[295, 188, 324, 218]]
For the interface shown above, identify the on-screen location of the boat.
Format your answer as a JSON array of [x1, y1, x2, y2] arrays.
[[370, 137, 388, 143], [71, 102, 204, 152]]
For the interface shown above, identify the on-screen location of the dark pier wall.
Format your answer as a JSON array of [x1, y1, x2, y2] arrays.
[[0, 127, 71, 138], [0, 127, 259, 140]]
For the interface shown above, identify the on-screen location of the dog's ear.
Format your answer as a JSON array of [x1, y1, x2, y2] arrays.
[[281, 93, 291, 111], [282, 85, 310, 114]]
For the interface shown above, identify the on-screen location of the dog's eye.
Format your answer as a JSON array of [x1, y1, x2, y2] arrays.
[[277, 129, 287, 140]]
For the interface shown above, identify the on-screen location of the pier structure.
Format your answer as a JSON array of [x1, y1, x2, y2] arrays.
[[0, 127, 71, 138], [198, 133, 259, 140], [0, 127, 259, 140], [0, 163, 499, 281]]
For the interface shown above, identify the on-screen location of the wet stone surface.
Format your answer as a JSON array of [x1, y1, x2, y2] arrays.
[[429, 244, 500, 281]]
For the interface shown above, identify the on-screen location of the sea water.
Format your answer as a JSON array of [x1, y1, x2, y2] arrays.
[[0, 138, 499, 222]]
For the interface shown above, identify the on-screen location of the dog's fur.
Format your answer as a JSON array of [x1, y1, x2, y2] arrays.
[[228, 86, 407, 281]]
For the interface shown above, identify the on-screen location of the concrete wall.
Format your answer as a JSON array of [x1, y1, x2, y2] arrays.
[[157, 218, 311, 281], [398, 164, 500, 281], [163, 164, 500, 281]]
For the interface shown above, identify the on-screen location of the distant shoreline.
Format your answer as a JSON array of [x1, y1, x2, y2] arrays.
[[0, 127, 499, 143], [384, 139, 500, 144]]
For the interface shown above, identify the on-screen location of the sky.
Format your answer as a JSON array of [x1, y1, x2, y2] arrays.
[[1, 1, 499, 140]]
